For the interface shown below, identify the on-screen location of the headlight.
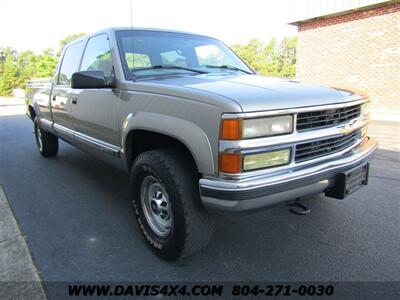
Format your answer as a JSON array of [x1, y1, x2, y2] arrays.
[[243, 148, 291, 171], [361, 125, 368, 137], [243, 115, 293, 138], [221, 115, 293, 140], [219, 148, 291, 173]]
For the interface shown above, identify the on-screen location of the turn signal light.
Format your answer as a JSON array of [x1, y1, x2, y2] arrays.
[[220, 119, 242, 140], [219, 153, 242, 173]]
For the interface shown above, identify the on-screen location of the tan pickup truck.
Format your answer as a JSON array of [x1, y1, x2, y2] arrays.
[[26, 28, 378, 260]]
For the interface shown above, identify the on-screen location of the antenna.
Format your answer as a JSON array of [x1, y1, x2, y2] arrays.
[[130, 0, 136, 81]]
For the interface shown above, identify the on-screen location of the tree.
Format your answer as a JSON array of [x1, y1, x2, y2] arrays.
[[35, 48, 58, 78], [232, 39, 268, 72], [58, 33, 86, 55], [231, 36, 297, 78], [275, 37, 297, 77], [0, 33, 86, 96], [0, 48, 19, 95], [0, 48, 6, 75], [15, 50, 37, 88]]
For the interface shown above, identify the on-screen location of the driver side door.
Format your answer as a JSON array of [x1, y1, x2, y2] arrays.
[[70, 33, 120, 148]]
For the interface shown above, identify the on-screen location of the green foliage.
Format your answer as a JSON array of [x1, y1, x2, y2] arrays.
[[58, 33, 86, 55], [35, 48, 58, 78], [125, 53, 152, 68], [0, 33, 85, 96], [0, 48, 19, 95], [231, 36, 297, 77]]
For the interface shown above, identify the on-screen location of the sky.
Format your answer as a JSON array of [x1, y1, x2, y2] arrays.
[[0, 0, 298, 53]]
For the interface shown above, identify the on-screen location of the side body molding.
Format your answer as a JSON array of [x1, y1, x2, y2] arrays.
[[121, 112, 215, 175]]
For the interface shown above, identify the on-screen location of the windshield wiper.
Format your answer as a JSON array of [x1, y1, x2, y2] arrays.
[[133, 64, 208, 74], [204, 64, 253, 74]]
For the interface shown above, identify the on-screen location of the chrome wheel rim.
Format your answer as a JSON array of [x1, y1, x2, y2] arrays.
[[35, 125, 43, 151], [140, 176, 172, 237]]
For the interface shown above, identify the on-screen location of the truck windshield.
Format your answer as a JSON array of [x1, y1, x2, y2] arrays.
[[115, 30, 254, 79]]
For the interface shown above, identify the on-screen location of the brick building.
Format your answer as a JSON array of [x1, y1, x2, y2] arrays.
[[289, 0, 400, 115]]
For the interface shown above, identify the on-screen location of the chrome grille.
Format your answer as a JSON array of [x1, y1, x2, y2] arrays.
[[295, 130, 360, 163], [296, 104, 361, 131]]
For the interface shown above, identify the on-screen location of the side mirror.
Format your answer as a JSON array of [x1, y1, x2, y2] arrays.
[[71, 71, 114, 89]]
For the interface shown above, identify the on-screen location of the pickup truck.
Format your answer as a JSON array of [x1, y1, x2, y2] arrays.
[[26, 27, 378, 261]]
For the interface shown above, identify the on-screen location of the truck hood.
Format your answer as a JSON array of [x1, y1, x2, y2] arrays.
[[148, 74, 362, 112]]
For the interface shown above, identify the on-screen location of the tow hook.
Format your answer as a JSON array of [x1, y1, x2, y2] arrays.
[[287, 198, 311, 215]]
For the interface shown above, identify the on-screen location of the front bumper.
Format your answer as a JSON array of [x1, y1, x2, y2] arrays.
[[199, 137, 378, 215]]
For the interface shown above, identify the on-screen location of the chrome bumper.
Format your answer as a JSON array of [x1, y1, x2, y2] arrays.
[[199, 137, 378, 215]]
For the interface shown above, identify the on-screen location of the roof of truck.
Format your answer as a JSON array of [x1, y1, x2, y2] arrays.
[[71, 27, 212, 42], [63, 27, 217, 51], [112, 27, 211, 37]]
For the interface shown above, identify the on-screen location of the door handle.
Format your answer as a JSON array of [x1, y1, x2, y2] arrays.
[[52, 95, 56, 101], [72, 97, 78, 104]]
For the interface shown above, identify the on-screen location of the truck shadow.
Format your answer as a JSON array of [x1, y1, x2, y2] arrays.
[[51, 140, 400, 281]]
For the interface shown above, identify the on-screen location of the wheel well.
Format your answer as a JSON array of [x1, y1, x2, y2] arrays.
[[29, 105, 36, 120], [125, 130, 199, 174]]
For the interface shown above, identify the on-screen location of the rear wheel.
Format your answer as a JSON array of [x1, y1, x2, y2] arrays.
[[130, 149, 213, 261], [34, 118, 58, 157]]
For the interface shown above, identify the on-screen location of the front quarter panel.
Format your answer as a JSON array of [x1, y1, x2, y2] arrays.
[[122, 111, 214, 174], [118, 85, 241, 176]]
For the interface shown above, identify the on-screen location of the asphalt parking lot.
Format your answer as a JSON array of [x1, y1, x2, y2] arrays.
[[0, 107, 399, 297]]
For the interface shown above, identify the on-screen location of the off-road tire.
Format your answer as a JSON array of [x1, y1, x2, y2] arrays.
[[34, 118, 58, 157], [130, 148, 213, 261]]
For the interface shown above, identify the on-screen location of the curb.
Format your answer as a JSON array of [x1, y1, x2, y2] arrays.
[[0, 186, 47, 300]]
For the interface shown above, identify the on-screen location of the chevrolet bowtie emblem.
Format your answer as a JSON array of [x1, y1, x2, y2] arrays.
[[339, 123, 356, 135]]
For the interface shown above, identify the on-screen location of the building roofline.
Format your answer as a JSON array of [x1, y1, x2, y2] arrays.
[[289, 0, 399, 26]]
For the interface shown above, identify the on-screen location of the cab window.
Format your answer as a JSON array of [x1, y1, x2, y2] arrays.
[[160, 50, 187, 67], [125, 53, 151, 69], [80, 34, 113, 77], [195, 44, 235, 66]]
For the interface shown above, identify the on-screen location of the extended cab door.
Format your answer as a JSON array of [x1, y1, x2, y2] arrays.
[[70, 33, 120, 147], [51, 41, 83, 140]]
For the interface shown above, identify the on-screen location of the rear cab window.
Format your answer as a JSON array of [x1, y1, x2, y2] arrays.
[[125, 53, 151, 69], [195, 45, 235, 66], [160, 50, 187, 67], [57, 42, 83, 86]]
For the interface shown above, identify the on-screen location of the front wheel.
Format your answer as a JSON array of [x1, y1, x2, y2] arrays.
[[130, 149, 213, 261], [34, 118, 58, 157]]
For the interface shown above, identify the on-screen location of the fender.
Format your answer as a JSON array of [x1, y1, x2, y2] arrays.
[[27, 104, 36, 120], [121, 112, 215, 175]]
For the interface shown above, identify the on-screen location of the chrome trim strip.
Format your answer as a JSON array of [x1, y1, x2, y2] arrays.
[[53, 123, 74, 138], [222, 98, 366, 119], [74, 132, 121, 156], [200, 137, 378, 192], [54, 123, 121, 156], [39, 117, 54, 129]]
